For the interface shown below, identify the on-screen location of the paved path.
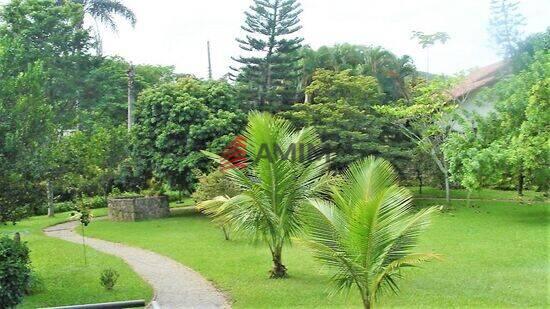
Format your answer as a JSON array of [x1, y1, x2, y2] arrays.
[[44, 221, 230, 309]]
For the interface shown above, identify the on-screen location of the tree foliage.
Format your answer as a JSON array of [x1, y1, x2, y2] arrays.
[[489, 0, 526, 57], [283, 69, 410, 171], [132, 78, 246, 191], [452, 50, 549, 195], [232, 0, 304, 108]]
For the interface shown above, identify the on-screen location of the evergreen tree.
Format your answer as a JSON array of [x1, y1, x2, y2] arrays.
[[489, 0, 526, 57], [231, 0, 304, 109]]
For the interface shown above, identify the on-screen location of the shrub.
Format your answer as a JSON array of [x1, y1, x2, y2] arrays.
[[141, 178, 166, 197], [99, 268, 120, 291], [192, 170, 240, 202], [0, 236, 31, 307], [82, 195, 108, 209]]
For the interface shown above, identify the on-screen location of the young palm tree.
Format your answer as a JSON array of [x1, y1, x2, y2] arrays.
[[202, 112, 332, 278], [301, 157, 439, 308]]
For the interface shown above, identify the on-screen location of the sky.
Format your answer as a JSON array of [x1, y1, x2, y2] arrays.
[[4, 0, 550, 78]]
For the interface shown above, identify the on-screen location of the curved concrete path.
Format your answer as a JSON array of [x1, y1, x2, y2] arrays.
[[44, 221, 230, 309]]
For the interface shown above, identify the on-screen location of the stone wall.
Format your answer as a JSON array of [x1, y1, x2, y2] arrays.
[[108, 196, 170, 221]]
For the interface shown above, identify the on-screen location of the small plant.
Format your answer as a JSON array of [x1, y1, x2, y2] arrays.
[[71, 199, 93, 266], [99, 268, 120, 291]]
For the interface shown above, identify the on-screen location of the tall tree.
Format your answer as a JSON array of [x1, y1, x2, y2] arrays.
[[377, 79, 457, 205], [488, 0, 526, 57], [0, 0, 93, 129], [132, 78, 246, 192], [411, 31, 450, 74], [232, 0, 304, 109]]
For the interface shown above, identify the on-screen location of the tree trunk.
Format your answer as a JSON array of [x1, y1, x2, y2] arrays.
[[47, 180, 54, 217], [444, 170, 451, 206], [416, 167, 423, 194], [270, 248, 287, 278], [362, 296, 371, 309], [127, 65, 136, 132], [517, 170, 524, 196], [430, 149, 451, 206], [221, 226, 230, 241]]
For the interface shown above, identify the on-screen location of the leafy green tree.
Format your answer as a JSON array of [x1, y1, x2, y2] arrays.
[[0, 0, 93, 129], [464, 50, 549, 195], [45, 125, 129, 209], [300, 44, 417, 103], [283, 69, 410, 171], [377, 79, 456, 205], [0, 64, 54, 223], [232, 0, 304, 108], [202, 112, 332, 278], [132, 78, 246, 192], [489, 0, 526, 57], [301, 157, 438, 309], [444, 117, 503, 204], [83, 57, 176, 126]]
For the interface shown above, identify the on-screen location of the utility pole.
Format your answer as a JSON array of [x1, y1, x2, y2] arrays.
[[127, 64, 135, 131], [207, 41, 213, 80]]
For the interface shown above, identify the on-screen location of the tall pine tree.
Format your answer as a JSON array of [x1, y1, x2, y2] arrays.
[[488, 0, 526, 57], [231, 0, 304, 109]]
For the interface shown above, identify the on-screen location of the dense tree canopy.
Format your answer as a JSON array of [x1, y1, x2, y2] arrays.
[[283, 69, 410, 171], [132, 78, 246, 191]]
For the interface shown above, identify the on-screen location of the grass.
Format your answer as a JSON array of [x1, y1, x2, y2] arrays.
[[409, 186, 547, 201], [82, 198, 550, 308], [0, 209, 153, 308]]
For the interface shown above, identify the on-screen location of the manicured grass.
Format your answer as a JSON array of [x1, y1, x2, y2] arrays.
[[0, 209, 153, 308], [409, 186, 547, 201], [83, 199, 549, 308]]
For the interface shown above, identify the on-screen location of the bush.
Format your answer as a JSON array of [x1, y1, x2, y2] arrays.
[[192, 170, 240, 203], [81, 195, 107, 209], [0, 236, 31, 307], [99, 268, 120, 291]]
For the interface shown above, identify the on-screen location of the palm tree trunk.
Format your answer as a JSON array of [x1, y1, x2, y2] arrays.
[[270, 247, 287, 278], [361, 294, 371, 309]]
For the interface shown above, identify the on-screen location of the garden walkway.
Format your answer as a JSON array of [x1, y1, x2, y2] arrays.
[[44, 221, 230, 309]]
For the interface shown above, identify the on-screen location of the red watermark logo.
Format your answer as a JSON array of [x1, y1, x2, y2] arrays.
[[220, 135, 248, 171]]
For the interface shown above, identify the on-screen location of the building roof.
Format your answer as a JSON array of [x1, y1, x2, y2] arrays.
[[451, 61, 508, 99]]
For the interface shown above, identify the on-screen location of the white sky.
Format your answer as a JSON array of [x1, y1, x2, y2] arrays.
[[3, 0, 550, 77]]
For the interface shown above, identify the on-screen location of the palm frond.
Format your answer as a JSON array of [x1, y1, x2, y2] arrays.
[[303, 156, 439, 306], [84, 0, 136, 30]]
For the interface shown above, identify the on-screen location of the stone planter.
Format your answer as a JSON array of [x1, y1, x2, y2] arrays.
[[108, 196, 170, 221]]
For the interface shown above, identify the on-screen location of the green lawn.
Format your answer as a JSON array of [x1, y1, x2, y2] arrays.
[[0, 209, 153, 308], [409, 186, 547, 202], [82, 199, 550, 308]]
